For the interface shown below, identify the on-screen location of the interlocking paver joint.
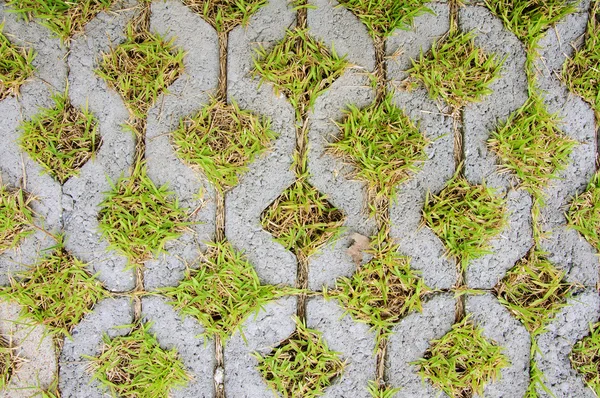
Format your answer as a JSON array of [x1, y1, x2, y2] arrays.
[[0, 0, 599, 397]]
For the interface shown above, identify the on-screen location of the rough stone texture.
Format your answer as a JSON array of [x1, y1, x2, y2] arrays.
[[63, 0, 138, 292], [0, 3, 65, 284], [0, 299, 56, 397], [535, 289, 600, 398], [59, 297, 134, 398], [466, 294, 530, 398], [142, 296, 215, 397], [306, 297, 377, 398], [387, 5, 457, 290], [225, 0, 298, 287], [307, 0, 377, 291], [387, 293, 455, 397], [224, 296, 296, 397], [144, 0, 218, 290], [535, 10, 598, 287]]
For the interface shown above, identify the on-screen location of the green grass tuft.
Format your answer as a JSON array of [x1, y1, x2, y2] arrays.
[[0, 24, 35, 101], [261, 178, 345, 261], [325, 230, 428, 332], [182, 0, 267, 32], [254, 28, 348, 117], [255, 318, 345, 398], [0, 185, 34, 255], [88, 322, 190, 398], [0, 335, 22, 390], [337, 0, 431, 38], [494, 251, 575, 335], [0, 237, 107, 340], [563, 1, 600, 116], [567, 171, 600, 252], [408, 29, 504, 109], [367, 380, 400, 398], [484, 0, 578, 46], [97, 164, 190, 266], [171, 98, 277, 191], [415, 316, 509, 398], [571, 322, 600, 395], [488, 93, 577, 196], [422, 171, 507, 267], [19, 93, 100, 184], [161, 240, 278, 341], [329, 93, 428, 201], [97, 24, 185, 118], [6, 0, 113, 40]]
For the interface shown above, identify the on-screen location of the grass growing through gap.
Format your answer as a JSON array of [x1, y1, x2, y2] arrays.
[[161, 240, 278, 341], [261, 178, 345, 261], [567, 171, 600, 252], [6, 0, 113, 40], [488, 94, 577, 197], [571, 322, 600, 395], [324, 230, 428, 333], [329, 94, 428, 203], [19, 93, 100, 184], [415, 316, 509, 398], [255, 318, 345, 398], [422, 171, 507, 267], [563, 0, 600, 116], [182, 0, 267, 32], [171, 99, 277, 191], [408, 29, 503, 110], [484, 0, 578, 46], [97, 164, 190, 266], [88, 322, 190, 398], [97, 24, 185, 119], [336, 0, 432, 38], [0, 25, 35, 101], [0, 336, 22, 390], [494, 251, 575, 335], [1, 237, 107, 340], [254, 28, 348, 117], [367, 380, 400, 398], [0, 185, 34, 255]]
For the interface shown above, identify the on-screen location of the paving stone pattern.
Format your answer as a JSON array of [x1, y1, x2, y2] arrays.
[[0, 0, 599, 397]]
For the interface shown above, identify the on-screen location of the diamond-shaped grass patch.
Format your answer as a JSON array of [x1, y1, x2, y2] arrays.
[[0, 335, 22, 390], [0, 25, 35, 101], [488, 94, 577, 195], [97, 164, 190, 265], [338, 0, 431, 38], [494, 250, 575, 335], [88, 322, 190, 398], [409, 29, 503, 110], [325, 231, 429, 331], [415, 316, 509, 398], [563, 0, 600, 116], [0, 237, 107, 340], [161, 240, 278, 341], [254, 28, 348, 117], [571, 322, 600, 396], [255, 319, 345, 398], [183, 0, 268, 32], [484, 0, 577, 45], [0, 185, 34, 255], [261, 178, 345, 261], [422, 171, 507, 267], [6, 0, 113, 40], [97, 24, 185, 119], [172, 98, 277, 191], [567, 171, 600, 253], [329, 93, 428, 201], [19, 93, 100, 184]]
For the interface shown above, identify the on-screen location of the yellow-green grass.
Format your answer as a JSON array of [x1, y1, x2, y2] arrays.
[[182, 0, 267, 32], [0, 25, 35, 101], [0, 185, 34, 254], [567, 171, 600, 253], [571, 322, 600, 396]]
